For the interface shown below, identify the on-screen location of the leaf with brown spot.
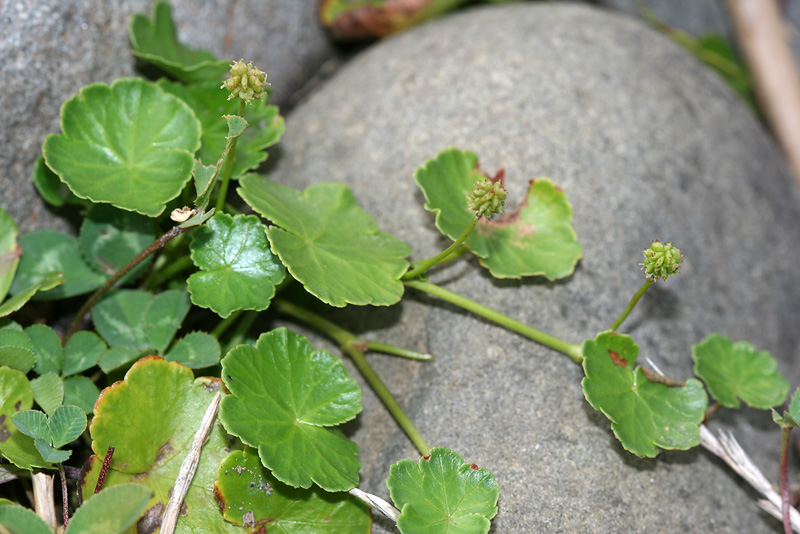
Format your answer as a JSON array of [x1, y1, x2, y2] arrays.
[[214, 449, 370, 534], [581, 332, 707, 458], [82, 357, 240, 533]]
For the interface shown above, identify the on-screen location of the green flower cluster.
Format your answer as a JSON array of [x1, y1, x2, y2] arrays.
[[641, 240, 682, 281], [467, 178, 507, 220], [222, 60, 268, 103]]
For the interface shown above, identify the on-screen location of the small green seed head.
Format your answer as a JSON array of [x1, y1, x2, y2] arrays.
[[641, 240, 683, 281], [467, 176, 507, 219], [222, 60, 268, 103]]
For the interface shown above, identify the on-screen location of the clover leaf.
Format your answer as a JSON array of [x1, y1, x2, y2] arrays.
[[0, 367, 50, 470], [414, 148, 582, 280], [29, 373, 64, 416], [11, 231, 105, 300], [387, 447, 499, 534], [129, 1, 230, 83], [0, 329, 35, 373], [79, 205, 156, 282], [581, 331, 707, 458], [220, 327, 362, 491], [85, 356, 238, 533], [62, 331, 107, 377], [164, 332, 221, 369], [692, 333, 788, 409], [215, 449, 371, 533], [239, 176, 411, 307], [158, 80, 285, 179], [25, 324, 63, 375], [188, 213, 286, 318], [92, 289, 189, 352], [12, 405, 86, 463], [42, 78, 201, 217], [63, 376, 100, 415]]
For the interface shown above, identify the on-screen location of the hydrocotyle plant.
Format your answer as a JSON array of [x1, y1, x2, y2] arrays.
[[0, 2, 795, 533]]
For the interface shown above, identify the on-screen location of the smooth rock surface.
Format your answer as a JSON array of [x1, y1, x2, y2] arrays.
[[0, 0, 337, 234], [265, 3, 800, 533]]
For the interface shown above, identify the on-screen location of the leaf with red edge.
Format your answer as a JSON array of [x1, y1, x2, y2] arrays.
[[414, 148, 581, 280]]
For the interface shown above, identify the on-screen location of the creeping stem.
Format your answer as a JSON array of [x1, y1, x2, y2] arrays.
[[402, 216, 479, 280], [404, 279, 583, 364], [66, 225, 189, 339], [780, 425, 792, 534], [609, 279, 654, 332], [274, 299, 431, 456], [215, 99, 247, 212]]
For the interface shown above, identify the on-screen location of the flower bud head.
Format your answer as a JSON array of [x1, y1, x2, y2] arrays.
[[222, 60, 268, 103], [467, 177, 507, 219], [641, 240, 683, 281]]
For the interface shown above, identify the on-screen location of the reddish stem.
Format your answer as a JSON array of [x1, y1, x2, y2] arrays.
[[781, 426, 792, 534], [58, 463, 69, 529], [94, 446, 115, 494], [66, 226, 188, 340]]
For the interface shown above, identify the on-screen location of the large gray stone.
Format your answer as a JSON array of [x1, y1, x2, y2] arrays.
[[0, 0, 337, 234], [265, 3, 800, 533]]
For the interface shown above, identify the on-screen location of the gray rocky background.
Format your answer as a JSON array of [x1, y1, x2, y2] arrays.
[[264, 3, 800, 533], [3, 0, 800, 532]]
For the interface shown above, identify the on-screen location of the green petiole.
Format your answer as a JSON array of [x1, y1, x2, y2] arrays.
[[402, 216, 479, 280], [404, 279, 583, 364], [273, 299, 431, 456]]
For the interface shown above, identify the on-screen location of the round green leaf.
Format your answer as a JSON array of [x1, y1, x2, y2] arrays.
[[32, 156, 86, 208], [98, 347, 143, 374], [63, 376, 100, 415], [220, 327, 362, 491], [0, 330, 34, 373], [84, 356, 238, 533], [692, 333, 789, 409], [29, 373, 64, 415], [414, 148, 582, 280], [129, 1, 229, 83], [0, 367, 50, 469], [0, 206, 19, 303], [49, 405, 87, 449], [79, 204, 156, 281], [581, 332, 707, 458], [158, 80, 285, 179], [164, 332, 220, 368], [10, 411, 49, 440], [42, 78, 201, 217], [67, 483, 152, 534], [0, 504, 53, 534], [25, 324, 63, 375], [188, 213, 286, 318], [215, 449, 371, 533], [62, 331, 106, 377], [11, 231, 106, 300], [239, 177, 410, 307], [387, 447, 499, 534]]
